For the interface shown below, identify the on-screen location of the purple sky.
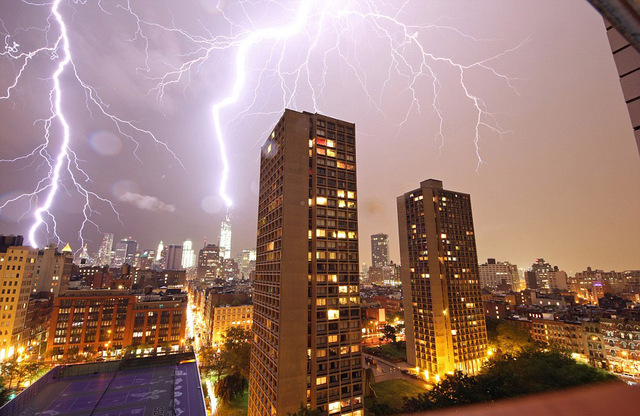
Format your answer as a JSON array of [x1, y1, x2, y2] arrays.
[[0, 0, 638, 274]]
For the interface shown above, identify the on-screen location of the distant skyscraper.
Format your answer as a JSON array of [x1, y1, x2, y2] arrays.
[[113, 238, 138, 267], [238, 249, 256, 278], [532, 258, 554, 290], [77, 243, 93, 265], [197, 244, 221, 281], [479, 258, 519, 290], [181, 239, 196, 269], [398, 179, 488, 381], [249, 110, 363, 416], [156, 241, 164, 261], [370, 233, 389, 267], [97, 233, 113, 266], [164, 245, 183, 270], [219, 215, 232, 260], [33, 244, 73, 296]]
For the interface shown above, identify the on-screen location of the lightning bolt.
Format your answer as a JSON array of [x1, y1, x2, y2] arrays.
[[1, 0, 525, 248], [135, 0, 524, 206], [0, 0, 183, 249]]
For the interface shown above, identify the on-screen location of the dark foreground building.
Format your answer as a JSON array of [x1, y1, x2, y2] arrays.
[[249, 110, 363, 416], [0, 352, 206, 416]]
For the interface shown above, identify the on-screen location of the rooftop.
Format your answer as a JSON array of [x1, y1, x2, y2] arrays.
[[0, 352, 206, 416]]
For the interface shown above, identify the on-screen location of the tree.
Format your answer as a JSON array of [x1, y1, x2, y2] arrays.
[[380, 325, 396, 344], [214, 372, 247, 403], [401, 349, 617, 413], [198, 346, 217, 368], [219, 326, 251, 379]]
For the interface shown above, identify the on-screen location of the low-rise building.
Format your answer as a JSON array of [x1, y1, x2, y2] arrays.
[[46, 289, 187, 359], [204, 304, 253, 345], [531, 318, 586, 358], [600, 318, 640, 376]]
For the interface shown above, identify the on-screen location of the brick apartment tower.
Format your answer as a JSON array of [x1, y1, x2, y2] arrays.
[[249, 110, 363, 416], [397, 179, 488, 382]]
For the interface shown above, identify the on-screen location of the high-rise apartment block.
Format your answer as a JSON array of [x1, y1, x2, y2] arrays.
[[249, 110, 363, 416], [398, 179, 488, 381], [0, 245, 37, 360], [479, 258, 519, 291], [370, 233, 389, 267]]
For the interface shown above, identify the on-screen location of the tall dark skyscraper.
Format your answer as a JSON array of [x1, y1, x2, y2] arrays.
[[249, 110, 363, 416], [164, 244, 183, 270], [370, 233, 389, 267], [197, 244, 220, 281], [397, 179, 487, 382]]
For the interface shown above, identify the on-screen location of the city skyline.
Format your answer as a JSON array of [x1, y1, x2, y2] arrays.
[[0, 0, 638, 273]]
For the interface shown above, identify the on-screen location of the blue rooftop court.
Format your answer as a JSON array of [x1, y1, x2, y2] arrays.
[[0, 352, 206, 416]]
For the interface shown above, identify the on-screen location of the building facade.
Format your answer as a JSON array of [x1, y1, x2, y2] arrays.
[[249, 110, 363, 416], [197, 244, 221, 281], [164, 244, 183, 270], [0, 245, 37, 360], [479, 258, 519, 291], [33, 244, 73, 296], [113, 239, 138, 267], [370, 233, 389, 267], [204, 304, 253, 346], [398, 179, 488, 381], [47, 290, 187, 358]]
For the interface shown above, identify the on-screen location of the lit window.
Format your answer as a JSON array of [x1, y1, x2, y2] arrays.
[[327, 149, 336, 158], [317, 376, 327, 385], [329, 402, 341, 414], [316, 229, 326, 237], [328, 310, 339, 320]]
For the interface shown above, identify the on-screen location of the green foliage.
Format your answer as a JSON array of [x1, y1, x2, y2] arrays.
[[368, 400, 395, 416], [219, 327, 251, 379], [363, 341, 406, 362], [198, 346, 217, 368], [381, 325, 397, 343], [215, 372, 248, 403], [401, 349, 617, 412], [365, 379, 429, 413], [485, 318, 539, 354]]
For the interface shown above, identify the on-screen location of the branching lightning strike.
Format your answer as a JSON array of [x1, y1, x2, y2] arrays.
[[1, 0, 524, 248], [0, 0, 183, 248]]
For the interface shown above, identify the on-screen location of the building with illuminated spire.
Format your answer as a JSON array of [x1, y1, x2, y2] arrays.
[[398, 179, 487, 382], [219, 215, 232, 260]]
